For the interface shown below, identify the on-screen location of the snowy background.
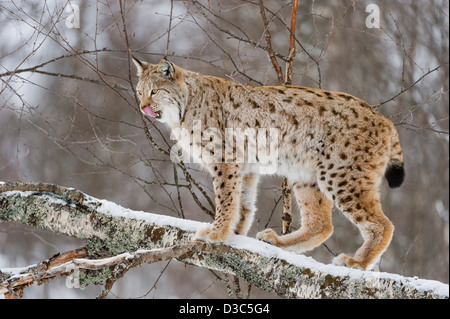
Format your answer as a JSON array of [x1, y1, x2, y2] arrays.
[[0, 0, 448, 298]]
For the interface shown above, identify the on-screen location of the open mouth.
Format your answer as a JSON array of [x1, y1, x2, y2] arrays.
[[141, 106, 161, 118]]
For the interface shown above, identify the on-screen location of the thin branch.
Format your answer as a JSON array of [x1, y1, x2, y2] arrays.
[[284, 0, 298, 86], [192, 0, 289, 62], [374, 61, 449, 109], [31, 70, 129, 90], [0, 48, 114, 78], [258, 0, 284, 85], [173, 164, 185, 219], [264, 194, 283, 229], [164, 0, 175, 59], [0, 247, 88, 297], [187, 10, 263, 85], [1, 243, 217, 297], [243, 0, 322, 88]]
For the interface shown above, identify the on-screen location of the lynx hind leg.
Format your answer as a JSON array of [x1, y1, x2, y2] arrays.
[[235, 173, 260, 236], [257, 183, 334, 253], [195, 163, 243, 243], [323, 175, 394, 270]]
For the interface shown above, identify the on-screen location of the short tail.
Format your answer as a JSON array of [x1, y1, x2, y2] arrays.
[[384, 126, 405, 188], [385, 161, 405, 188]]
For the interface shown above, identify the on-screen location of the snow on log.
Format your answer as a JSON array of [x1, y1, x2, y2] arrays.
[[0, 181, 448, 299]]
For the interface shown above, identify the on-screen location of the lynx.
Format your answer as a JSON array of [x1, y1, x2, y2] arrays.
[[132, 58, 405, 271]]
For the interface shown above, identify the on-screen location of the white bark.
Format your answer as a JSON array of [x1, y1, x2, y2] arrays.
[[0, 182, 448, 299]]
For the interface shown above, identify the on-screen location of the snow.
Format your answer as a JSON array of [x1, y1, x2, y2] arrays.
[[79, 193, 450, 297], [2, 187, 449, 298], [0, 189, 207, 232], [82, 194, 208, 232], [1, 265, 37, 276], [1, 190, 36, 197], [229, 235, 449, 297]]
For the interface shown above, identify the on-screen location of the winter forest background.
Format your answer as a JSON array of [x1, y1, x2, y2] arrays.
[[0, 0, 448, 298]]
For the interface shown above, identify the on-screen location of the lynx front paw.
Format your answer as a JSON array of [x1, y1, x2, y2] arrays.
[[332, 253, 366, 270], [256, 228, 279, 245], [194, 226, 228, 243]]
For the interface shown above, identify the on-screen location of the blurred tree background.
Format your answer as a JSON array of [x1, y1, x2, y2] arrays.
[[0, 0, 448, 298]]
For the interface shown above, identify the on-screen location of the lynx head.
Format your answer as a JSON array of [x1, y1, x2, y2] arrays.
[[132, 57, 187, 125]]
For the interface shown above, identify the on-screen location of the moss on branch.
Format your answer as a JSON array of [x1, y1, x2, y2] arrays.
[[1, 182, 448, 299]]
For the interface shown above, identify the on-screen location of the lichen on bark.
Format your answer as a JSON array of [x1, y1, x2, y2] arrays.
[[1, 182, 448, 299]]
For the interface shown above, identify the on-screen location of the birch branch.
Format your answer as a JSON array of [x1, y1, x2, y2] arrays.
[[258, 0, 284, 85], [0, 181, 448, 299]]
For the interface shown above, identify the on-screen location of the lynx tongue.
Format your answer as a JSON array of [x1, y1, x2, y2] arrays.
[[142, 106, 159, 117]]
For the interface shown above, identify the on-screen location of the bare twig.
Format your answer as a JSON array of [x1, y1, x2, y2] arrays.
[[164, 0, 175, 59], [374, 62, 449, 109], [285, 0, 298, 86], [0, 247, 88, 297], [0, 242, 226, 298], [258, 0, 283, 85], [192, 0, 289, 62]]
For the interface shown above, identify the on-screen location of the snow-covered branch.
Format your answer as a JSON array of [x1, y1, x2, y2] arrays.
[[0, 182, 448, 299]]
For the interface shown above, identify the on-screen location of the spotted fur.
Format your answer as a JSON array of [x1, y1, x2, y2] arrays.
[[133, 58, 405, 270]]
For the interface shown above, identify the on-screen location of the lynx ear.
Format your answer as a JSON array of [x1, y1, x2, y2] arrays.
[[132, 56, 148, 77], [158, 59, 176, 79]]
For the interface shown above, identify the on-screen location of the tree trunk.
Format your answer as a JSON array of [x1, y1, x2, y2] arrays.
[[0, 182, 448, 299]]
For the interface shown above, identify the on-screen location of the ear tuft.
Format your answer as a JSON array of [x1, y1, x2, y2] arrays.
[[132, 56, 148, 77], [158, 59, 176, 79]]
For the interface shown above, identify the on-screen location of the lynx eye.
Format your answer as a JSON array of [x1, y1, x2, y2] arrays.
[[137, 90, 142, 96], [151, 89, 158, 95]]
